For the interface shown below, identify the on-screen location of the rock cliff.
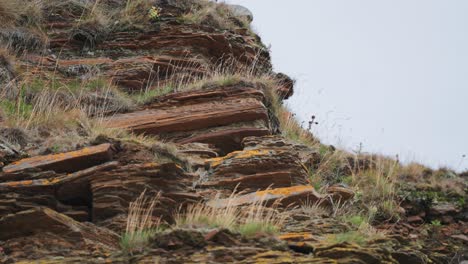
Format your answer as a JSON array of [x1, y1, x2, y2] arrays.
[[0, 0, 466, 263]]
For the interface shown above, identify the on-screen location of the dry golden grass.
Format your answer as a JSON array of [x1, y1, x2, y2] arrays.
[[0, 0, 22, 26], [348, 157, 401, 220], [111, 0, 154, 29], [178, 0, 252, 32], [0, 0, 43, 27], [174, 191, 288, 237], [121, 190, 162, 254]]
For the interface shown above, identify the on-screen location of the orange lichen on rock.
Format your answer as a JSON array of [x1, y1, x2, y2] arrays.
[[0, 177, 63, 189], [278, 232, 315, 242], [206, 149, 272, 168], [2, 144, 114, 175], [255, 185, 314, 197]]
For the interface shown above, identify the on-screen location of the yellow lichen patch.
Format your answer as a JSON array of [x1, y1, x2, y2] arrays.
[[255, 185, 314, 197], [206, 149, 272, 168], [141, 162, 159, 168], [3, 180, 34, 187], [253, 251, 296, 264], [0, 177, 63, 188], [278, 232, 314, 241], [2, 144, 112, 174]]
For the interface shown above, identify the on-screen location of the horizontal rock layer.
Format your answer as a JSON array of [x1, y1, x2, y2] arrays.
[[105, 86, 272, 154]]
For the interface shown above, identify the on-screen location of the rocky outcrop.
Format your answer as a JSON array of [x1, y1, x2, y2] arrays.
[[21, 2, 272, 94], [0, 208, 118, 262], [90, 162, 200, 231], [106, 86, 272, 154], [0, 1, 464, 263], [2, 143, 115, 178], [202, 148, 309, 190]]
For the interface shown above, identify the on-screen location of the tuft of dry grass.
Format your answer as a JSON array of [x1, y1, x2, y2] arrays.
[[0, 0, 22, 27], [0, 0, 43, 28], [0, 48, 16, 86], [121, 190, 162, 254], [238, 199, 288, 237], [174, 191, 288, 237], [71, 1, 111, 48], [300, 199, 332, 218], [174, 191, 241, 230], [115, 0, 154, 29], [348, 157, 401, 220], [178, 0, 251, 32]]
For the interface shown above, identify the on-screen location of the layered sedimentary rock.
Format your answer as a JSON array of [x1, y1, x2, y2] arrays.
[[202, 148, 309, 190], [90, 162, 201, 231], [106, 86, 272, 154], [0, 208, 118, 260], [0, 143, 199, 228], [2, 143, 115, 178], [21, 1, 272, 94]]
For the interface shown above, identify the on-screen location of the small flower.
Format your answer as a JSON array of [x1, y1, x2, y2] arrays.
[[148, 6, 161, 22]]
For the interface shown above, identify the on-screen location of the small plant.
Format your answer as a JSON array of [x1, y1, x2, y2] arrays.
[[430, 220, 442, 227], [174, 192, 240, 230], [148, 6, 161, 22], [120, 190, 162, 254], [238, 199, 287, 238], [330, 231, 367, 245], [300, 199, 330, 217]]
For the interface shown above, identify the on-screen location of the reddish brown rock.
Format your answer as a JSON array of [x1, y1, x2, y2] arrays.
[[203, 147, 309, 191], [326, 185, 355, 201], [1, 143, 115, 178], [274, 72, 295, 99], [0, 208, 118, 261], [0, 162, 121, 221], [242, 135, 320, 166], [90, 162, 201, 231], [105, 86, 272, 153]]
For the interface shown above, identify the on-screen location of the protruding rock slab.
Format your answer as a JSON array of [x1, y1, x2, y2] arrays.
[[208, 186, 324, 208], [242, 135, 319, 167], [105, 87, 272, 153], [2, 143, 115, 177], [106, 91, 268, 134], [0, 162, 120, 221], [203, 148, 309, 190], [326, 185, 355, 201]]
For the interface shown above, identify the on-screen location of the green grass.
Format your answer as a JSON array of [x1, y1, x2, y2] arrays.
[[0, 99, 33, 121], [120, 229, 161, 254], [238, 222, 279, 238], [331, 231, 367, 245], [430, 220, 442, 227], [132, 86, 174, 105]]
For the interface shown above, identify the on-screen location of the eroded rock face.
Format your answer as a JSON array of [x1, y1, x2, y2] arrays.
[[0, 208, 118, 262], [106, 86, 272, 154], [22, 2, 273, 94], [242, 135, 319, 166], [202, 148, 309, 191], [90, 162, 201, 231]]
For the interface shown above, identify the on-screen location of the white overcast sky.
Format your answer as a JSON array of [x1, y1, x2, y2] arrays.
[[226, 0, 468, 171]]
